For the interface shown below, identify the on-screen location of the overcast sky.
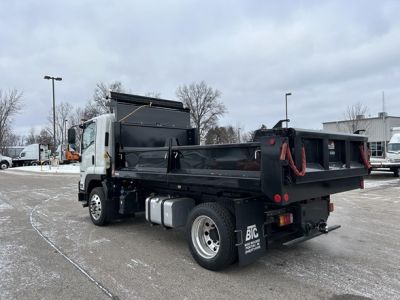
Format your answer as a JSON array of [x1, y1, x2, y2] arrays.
[[1, 0, 400, 136]]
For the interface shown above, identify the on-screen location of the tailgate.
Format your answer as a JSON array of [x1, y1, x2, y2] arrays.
[[260, 128, 369, 203]]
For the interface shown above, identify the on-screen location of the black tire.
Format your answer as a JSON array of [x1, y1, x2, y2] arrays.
[[88, 187, 110, 226], [186, 203, 237, 271], [31, 162, 38, 166], [0, 161, 9, 170], [393, 168, 399, 178]]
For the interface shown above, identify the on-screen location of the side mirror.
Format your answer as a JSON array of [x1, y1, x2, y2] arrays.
[[68, 128, 76, 144]]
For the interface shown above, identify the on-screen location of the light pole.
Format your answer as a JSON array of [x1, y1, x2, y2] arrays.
[[44, 75, 62, 152], [63, 119, 68, 145], [285, 92, 292, 128]]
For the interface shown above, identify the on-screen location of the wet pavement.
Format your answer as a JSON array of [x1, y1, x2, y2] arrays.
[[0, 170, 399, 299]]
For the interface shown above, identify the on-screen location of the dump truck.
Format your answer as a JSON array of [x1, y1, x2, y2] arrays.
[[68, 92, 369, 270]]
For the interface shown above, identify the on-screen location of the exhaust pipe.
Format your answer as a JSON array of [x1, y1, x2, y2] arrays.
[[318, 221, 328, 234]]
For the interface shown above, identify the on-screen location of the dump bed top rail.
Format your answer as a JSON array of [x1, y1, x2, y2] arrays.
[[109, 91, 186, 110]]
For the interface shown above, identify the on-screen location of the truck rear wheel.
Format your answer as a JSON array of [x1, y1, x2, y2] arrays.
[[89, 187, 109, 226], [393, 168, 399, 178], [186, 203, 237, 270]]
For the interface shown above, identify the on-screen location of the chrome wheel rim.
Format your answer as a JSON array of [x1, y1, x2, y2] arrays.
[[191, 215, 220, 259], [90, 194, 102, 221]]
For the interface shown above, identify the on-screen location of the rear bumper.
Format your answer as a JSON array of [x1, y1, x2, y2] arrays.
[[371, 162, 400, 168], [282, 224, 341, 246]]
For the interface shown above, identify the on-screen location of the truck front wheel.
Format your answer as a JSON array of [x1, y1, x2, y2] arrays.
[[0, 161, 9, 170], [89, 187, 110, 226], [393, 168, 399, 178], [186, 203, 237, 270]]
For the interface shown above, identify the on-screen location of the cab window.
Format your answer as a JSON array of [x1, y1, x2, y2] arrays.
[[82, 122, 96, 152]]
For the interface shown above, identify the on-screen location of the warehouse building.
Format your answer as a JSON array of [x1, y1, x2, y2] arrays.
[[323, 112, 400, 158]]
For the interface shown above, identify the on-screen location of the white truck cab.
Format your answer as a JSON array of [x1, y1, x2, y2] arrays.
[[79, 113, 114, 192], [370, 127, 400, 177], [387, 129, 400, 163]]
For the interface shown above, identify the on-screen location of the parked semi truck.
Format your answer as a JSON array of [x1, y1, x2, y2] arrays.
[[68, 92, 369, 270], [370, 127, 400, 177], [12, 143, 50, 167]]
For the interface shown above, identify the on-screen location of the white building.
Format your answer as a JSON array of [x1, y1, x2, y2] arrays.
[[323, 113, 400, 158]]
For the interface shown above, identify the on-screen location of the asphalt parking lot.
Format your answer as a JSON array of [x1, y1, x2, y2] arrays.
[[0, 170, 399, 300]]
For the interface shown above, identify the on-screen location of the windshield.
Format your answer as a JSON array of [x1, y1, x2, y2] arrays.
[[388, 143, 400, 152], [81, 122, 96, 152]]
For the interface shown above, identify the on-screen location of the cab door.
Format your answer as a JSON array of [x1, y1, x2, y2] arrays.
[[80, 121, 96, 190]]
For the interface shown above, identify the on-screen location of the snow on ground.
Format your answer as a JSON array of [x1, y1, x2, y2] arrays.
[[364, 178, 398, 189], [8, 164, 80, 174], [364, 171, 399, 189]]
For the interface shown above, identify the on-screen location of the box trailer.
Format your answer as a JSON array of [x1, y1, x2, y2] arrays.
[[12, 143, 50, 167]]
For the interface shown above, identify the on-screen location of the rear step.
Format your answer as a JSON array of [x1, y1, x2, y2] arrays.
[[282, 225, 341, 246]]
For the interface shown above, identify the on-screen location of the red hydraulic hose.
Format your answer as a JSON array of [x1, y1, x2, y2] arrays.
[[359, 145, 372, 169], [280, 142, 307, 177]]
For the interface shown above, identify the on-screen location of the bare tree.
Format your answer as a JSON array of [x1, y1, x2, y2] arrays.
[[205, 125, 246, 145], [176, 81, 226, 141], [0, 89, 23, 149], [85, 81, 125, 118], [25, 127, 37, 145], [36, 128, 53, 146], [47, 102, 73, 146], [343, 102, 369, 133], [2, 127, 22, 147]]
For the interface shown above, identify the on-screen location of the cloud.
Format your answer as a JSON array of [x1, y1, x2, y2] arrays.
[[1, 0, 399, 137]]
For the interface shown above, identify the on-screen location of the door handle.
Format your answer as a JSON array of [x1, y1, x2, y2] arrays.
[[92, 155, 95, 165]]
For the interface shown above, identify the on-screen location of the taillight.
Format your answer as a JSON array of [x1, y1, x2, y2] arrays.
[[278, 213, 293, 227], [329, 203, 334, 212], [273, 194, 282, 203], [283, 193, 289, 202]]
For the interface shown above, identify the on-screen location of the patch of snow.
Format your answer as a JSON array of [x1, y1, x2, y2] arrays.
[[364, 178, 399, 189], [0, 202, 13, 211], [7, 164, 80, 174]]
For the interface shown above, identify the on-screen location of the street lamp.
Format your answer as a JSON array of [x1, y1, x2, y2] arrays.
[[63, 119, 68, 145], [44, 75, 62, 151], [285, 92, 292, 128]]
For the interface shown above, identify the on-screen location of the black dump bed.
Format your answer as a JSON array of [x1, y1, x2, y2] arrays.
[[110, 92, 369, 205]]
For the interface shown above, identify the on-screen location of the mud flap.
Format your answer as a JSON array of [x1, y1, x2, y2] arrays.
[[234, 198, 267, 266]]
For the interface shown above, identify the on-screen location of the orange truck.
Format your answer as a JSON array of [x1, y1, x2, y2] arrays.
[[56, 144, 80, 164]]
